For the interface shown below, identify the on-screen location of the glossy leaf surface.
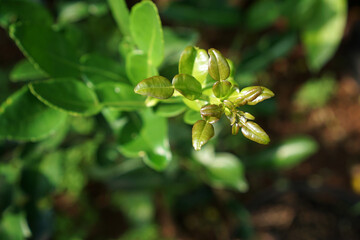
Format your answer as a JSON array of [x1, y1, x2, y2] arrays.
[[208, 48, 230, 81], [241, 121, 270, 145], [212, 80, 232, 98], [192, 120, 214, 151], [29, 78, 101, 116], [130, 1, 164, 67], [9, 22, 81, 78], [134, 76, 174, 99], [179, 46, 209, 84], [172, 74, 202, 100], [0, 87, 67, 141]]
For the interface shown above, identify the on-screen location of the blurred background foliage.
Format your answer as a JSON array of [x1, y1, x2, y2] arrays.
[[1, 0, 360, 239]]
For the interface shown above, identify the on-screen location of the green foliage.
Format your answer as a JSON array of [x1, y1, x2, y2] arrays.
[[29, 79, 101, 116], [134, 47, 274, 150], [0, 87, 67, 141], [294, 76, 337, 109], [0, 0, 333, 239]]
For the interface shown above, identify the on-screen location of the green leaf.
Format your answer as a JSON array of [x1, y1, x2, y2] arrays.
[[57, 2, 89, 24], [294, 76, 336, 109], [154, 102, 186, 117], [29, 78, 101, 116], [162, 27, 199, 66], [238, 33, 297, 75], [9, 22, 81, 78], [130, 1, 164, 67], [184, 109, 202, 125], [193, 145, 248, 192], [245, 0, 282, 31], [81, 53, 128, 85], [0, 87, 67, 141], [301, 0, 346, 71], [179, 46, 209, 85], [172, 74, 202, 100], [245, 136, 318, 170], [10, 59, 46, 82], [212, 80, 232, 98], [134, 76, 174, 99], [95, 82, 145, 111], [208, 48, 230, 81], [0, 0, 52, 27], [246, 87, 275, 105], [192, 120, 214, 151], [126, 51, 158, 85], [108, 0, 131, 36], [0, 211, 29, 240], [118, 109, 172, 171], [241, 121, 270, 145]]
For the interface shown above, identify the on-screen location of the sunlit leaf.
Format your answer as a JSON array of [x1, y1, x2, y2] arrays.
[[130, 1, 164, 67], [208, 48, 230, 81], [192, 120, 214, 151], [212, 80, 232, 98], [179, 46, 209, 85], [172, 74, 202, 100], [241, 121, 270, 145], [134, 76, 174, 99]]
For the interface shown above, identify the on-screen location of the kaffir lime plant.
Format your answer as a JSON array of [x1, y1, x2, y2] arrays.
[[134, 46, 275, 150]]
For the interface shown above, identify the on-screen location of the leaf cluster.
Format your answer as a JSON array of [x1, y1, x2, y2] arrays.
[[134, 47, 274, 150]]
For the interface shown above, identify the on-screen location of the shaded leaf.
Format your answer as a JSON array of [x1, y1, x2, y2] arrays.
[[126, 51, 158, 85], [0, 0, 52, 27], [0, 87, 67, 141], [184, 109, 202, 125], [9, 22, 81, 78], [29, 78, 101, 116], [95, 82, 145, 111], [118, 109, 172, 171], [245, 136, 318, 170], [302, 0, 346, 71], [154, 102, 186, 117], [10, 59, 46, 82], [108, 0, 131, 36], [81, 53, 128, 85], [192, 120, 214, 151], [134, 76, 174, 99], [193, 145, 248, 192]]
